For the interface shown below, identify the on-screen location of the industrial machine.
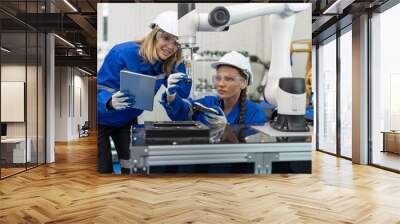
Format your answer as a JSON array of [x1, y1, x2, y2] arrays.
[[118, 3, 313, 175], [177, 3, 310, 132], [144, 121, 210, 144], [119, 124, 311, 174]]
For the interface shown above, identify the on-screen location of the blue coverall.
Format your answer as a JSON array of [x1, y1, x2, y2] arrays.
[[160, 93, 267, 125], [97, 41, 185, 173], [305, 92, 314, 121], [97, 41, 185, 127]]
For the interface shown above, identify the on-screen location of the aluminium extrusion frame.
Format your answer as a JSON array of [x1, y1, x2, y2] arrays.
[[120, 141, 312, 175]]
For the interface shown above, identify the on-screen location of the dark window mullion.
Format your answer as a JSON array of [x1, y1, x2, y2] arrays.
[[44, 0, 48, 164], [367, 11, 373, 165], [25, 0, 28, 171], [0, 23, 2, 179], [36, 0, 39, 167], [336, 26, 341, 157], [315, 45, 319, 151]]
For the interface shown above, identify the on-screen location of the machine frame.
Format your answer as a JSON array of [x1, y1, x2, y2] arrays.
[[119, 125, 312, 175]]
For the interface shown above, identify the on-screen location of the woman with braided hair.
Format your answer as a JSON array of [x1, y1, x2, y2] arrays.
[[161, 51, 267, 126]]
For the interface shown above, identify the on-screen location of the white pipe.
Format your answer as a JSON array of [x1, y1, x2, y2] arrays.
[[54, 34, 75, 48], [63, 0, 78, 12]]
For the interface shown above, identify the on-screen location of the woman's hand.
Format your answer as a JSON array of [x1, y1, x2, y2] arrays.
[[194, 103, 227, 127], [204, 109, 227, 127], [108, 91, 135, 110], [166, 72, 192, 98]]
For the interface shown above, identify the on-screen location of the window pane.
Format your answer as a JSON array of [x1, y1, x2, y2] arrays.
[[371, 4, 400, 171], [340, 29, 352, 158], [317, 37, 337, 154], [1, 31, 27, 177], [27, 31, 38, 169]]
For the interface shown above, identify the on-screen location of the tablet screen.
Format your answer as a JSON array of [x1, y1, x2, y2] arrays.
[[120, 70, 157, 111]]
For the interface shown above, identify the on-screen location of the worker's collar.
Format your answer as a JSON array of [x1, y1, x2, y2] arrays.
[[217, 96, 242, 110]]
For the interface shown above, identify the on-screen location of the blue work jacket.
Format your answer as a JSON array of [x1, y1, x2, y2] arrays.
[[97, 41, 185, 127], [161, 94, 267, 125]]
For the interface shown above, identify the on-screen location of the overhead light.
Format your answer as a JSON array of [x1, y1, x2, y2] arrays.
[[323, 0, 355, 15], [78, 67, 94, 76], [63, 0, 78, 12], [1, 47, 11, 53], [54, 34, 75, 48]]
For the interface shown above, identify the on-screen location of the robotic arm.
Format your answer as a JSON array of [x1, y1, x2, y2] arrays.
[[178, 3, 310, 132], [178, 4, 308, 45]]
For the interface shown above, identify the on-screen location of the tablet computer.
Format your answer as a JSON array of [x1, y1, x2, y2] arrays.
[[120, 70, 157, 111]]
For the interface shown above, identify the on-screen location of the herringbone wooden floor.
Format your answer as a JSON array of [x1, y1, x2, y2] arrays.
[[1, 134, 400, 224]]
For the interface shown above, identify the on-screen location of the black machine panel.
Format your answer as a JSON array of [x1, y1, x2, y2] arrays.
[[144, 121, 210, 144]]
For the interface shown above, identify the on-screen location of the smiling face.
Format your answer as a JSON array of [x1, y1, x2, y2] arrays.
[[155, 31, 180, 61], [214, 65, 247, 101]]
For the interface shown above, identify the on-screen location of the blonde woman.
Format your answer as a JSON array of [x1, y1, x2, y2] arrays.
[[97, 11, 191, 173]]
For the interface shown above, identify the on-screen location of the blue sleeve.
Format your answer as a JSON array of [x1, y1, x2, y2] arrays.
[[176, 62, 186, 74], [191, 97, 221, 125], [159, 93, 193, 121], [160, 94, 219, 124], [248, 106, 267, 125], [97, 48, 124, 111], [305, 106, 314, 120]]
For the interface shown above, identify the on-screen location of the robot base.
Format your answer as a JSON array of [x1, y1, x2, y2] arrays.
[[270, 114, 309, 132]]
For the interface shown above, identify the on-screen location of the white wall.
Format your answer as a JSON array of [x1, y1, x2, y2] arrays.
[[55, 67, 68, 141], [97, 3, 311, 123], [1, 65, 26, 139], [1, 63, 46, 164], [1, 65, 36, 138], [55, 67, 89, 141], [73, 73, 89, 137]]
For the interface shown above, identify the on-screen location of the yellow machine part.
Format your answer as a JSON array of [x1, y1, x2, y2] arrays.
[[290, 39, 312, 106]]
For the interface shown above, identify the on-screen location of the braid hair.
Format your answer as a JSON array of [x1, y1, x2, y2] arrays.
[[238, 87, 247, 125]]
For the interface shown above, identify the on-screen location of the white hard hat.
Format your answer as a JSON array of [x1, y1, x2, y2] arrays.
[[149, 11, 178, 37], [211, 51, 253, 85]]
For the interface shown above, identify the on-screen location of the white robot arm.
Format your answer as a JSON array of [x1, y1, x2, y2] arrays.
[[178, 4, 307, 45], [178, 3, 310, 132]]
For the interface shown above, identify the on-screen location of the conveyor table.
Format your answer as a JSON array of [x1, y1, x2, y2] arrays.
[[119, 124, 312, 174]]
